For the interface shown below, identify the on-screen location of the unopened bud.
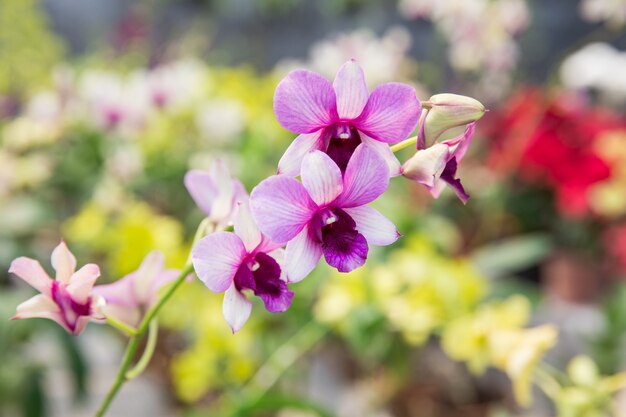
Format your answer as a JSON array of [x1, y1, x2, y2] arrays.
[[418, 94, 485, 148]]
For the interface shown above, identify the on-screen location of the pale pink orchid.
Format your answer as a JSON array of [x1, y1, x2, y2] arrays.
[[191, 203, 293, 333], [274, 59, 421, 176], [251, 144, 399, 282], [184, 160, 248, 227], [401, 123, 475, 204], [9, 241, 104, 335], [93, 251, 179, 327]]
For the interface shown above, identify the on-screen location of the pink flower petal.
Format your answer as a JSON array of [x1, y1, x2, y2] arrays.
[[51, 241, 77, 284], [234, 202, 263, 252], [343, 206, 400, 246], [210, 161, 244, 222], [250, 175, 317, 244], [66, 264, 101, 304], [301, 151, 343, 206], [277, 131, 325, 176], [400, 144, 449, 187], [337, 144, 390, 208], [361, 134, 401, 177], [285, 226, 322, 283], [223, 284, 252, 333], [13, 294, 66, 330], [131, 251, 165, 304], [333, 60, 369, 120], [184, 170, 218, 216], [353, 82, 420, 144], [9, 257, 52, 296], [274, 69, 338, 133], [192, 232, 246, 293], [93, 277, 136, 307], [442, 122, 476, 162]]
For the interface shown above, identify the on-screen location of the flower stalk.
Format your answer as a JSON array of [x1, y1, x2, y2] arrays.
[[95, 262, 194, 417]]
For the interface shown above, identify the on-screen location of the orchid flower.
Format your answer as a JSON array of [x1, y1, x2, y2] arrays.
[[184, 160, 248, 227], [275, 59, 421, 176], [9, 241, 104, 335], [93, 251, 180, 327], [191, 203, 293, 332], [401, 123, 475, 203], [251, 144, 399, 282]]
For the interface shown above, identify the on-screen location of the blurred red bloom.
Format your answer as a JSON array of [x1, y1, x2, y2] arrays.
[[483, 88, 623, 217]]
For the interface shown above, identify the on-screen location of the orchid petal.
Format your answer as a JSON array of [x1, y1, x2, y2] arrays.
[[344, 206, 400, 246], [131, 251, 164, 303], [234, 202, 263, 252], [274, 69, 338, 133], [301, 151, 343, 206], [277, 131, 325, 176], [337, 144, 390, 208], [9, 257, 52, 296], [258, 285, 294, 313], [223, 284, 252, 333], [184, 170, 218, 216], [353, 82, 420, 144], [210, 161, 240, 222], [13, 294, 66, 330], [442, 122, 476, 162], [285, 226, 322, 283], [267, 248, 287, 282], [361, 134, 401, 177], [333, 60, 369, 119], [66, 264, 101, 304], [250, 176, 317, 244], [93, 277, 136, 307], [51, 241, 77, 284], [192, 232, 246, 293], [401, 144, 449, 187]]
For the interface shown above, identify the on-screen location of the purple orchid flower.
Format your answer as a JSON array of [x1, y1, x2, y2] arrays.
[[401, 123, 475, 204], [184, 160, 248, 227], [250, 144, 399, 282], [191, 203, 293, 332], [93, 251, 180, 327], [274, 59, 421, 176], [9, 241, 105, 335]]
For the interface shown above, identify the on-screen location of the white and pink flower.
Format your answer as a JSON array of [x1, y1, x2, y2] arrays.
[[9, 241, 104, 335]]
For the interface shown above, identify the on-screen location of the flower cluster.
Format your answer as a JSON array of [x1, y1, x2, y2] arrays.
[[8, 60, 484, 335], [188, 60, 484, 331]]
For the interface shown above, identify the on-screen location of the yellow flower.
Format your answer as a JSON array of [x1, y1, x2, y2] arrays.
[[441, 296, 531, 374], [489, 325, 558, 406]]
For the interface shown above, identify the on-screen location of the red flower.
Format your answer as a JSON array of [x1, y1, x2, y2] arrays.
[[484, 89, 623, 217]]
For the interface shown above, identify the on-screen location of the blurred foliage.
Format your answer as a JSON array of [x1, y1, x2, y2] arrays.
[[0, 0, 64, 98]]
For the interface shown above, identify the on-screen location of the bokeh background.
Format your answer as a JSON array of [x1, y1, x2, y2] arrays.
[[2, 0, 626, 416]]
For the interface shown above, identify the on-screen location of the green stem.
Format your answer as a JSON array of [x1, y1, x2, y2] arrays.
[[95, 262, 195, 417], [390, 136, 417, 153], [126, 319, 158, 380], [105, 317, 137, 337]]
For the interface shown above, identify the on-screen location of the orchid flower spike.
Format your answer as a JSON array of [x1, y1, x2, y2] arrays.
[[402, 123, 476, 204], [9, 241, 104, 335], [251, 144, 399, 282], [275, 59, 421, 176], [417, 93, 485, 149], [184, 160, 248, 227], [191, 202, 293, 333], [93, 251, 180, 328]]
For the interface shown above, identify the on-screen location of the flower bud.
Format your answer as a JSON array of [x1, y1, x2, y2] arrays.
[[418, 94, 485, 148]]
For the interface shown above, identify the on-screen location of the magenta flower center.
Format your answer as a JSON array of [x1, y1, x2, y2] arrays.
[[325, 122, 361, 172], [51, 281, 92, 332], [311, 207, 368, 272], [234, 252, 293, 313]]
